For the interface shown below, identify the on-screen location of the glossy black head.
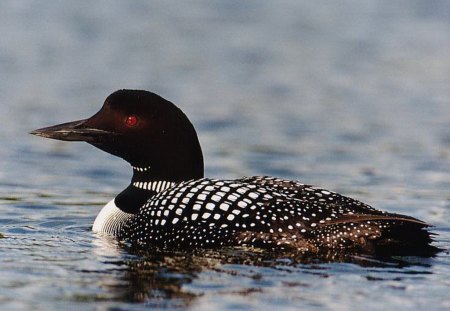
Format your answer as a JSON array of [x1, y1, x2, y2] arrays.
[[31, 90, 204, 182]]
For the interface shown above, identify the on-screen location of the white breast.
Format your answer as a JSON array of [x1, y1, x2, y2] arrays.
[[92, 199, 134, 236]]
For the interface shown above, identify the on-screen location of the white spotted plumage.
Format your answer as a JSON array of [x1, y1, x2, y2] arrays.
[[117, 176, 429, 253]]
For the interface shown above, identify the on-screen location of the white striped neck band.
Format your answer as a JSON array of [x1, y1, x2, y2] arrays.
[[132, 180, 176, 193]]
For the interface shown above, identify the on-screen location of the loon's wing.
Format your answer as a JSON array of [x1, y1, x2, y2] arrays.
[[241, 176, 437, 256]]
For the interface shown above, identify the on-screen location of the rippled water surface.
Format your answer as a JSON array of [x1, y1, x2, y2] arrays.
[[1, 1, 450, 310]]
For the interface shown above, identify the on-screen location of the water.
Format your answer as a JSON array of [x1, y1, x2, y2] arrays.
[[1, 1, 449, 310]]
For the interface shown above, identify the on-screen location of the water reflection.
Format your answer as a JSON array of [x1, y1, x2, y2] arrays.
[[86, 242, 438, 305]]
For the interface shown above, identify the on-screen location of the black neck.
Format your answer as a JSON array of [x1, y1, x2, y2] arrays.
[[112, 115, 204, 214], [114, 166, 189, 214], [130, 139, 204, 183], [115, 184, 150, 214]]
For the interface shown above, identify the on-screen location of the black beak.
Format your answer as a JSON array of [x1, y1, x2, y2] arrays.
[[30, 119, 116, 143]]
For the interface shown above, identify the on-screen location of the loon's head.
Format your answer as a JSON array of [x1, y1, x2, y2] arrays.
[[31, 90, 204, 182]]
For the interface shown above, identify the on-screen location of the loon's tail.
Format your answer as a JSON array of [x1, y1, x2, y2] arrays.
[[312, 213, 440, 257], [368, 219, 439, 257]]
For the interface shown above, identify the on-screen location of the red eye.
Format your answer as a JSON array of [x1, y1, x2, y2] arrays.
[[125, 115, 138, 127]]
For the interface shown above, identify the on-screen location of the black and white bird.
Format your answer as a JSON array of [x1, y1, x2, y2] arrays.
[[31, 90, 437, 256]]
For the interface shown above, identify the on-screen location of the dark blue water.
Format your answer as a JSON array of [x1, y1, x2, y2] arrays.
[[1, 1, 449, 310]]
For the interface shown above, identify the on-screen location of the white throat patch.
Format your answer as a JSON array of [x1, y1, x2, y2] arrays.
[[92, 199, 134, 236]]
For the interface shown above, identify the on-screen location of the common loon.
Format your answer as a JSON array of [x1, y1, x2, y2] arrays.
[[31, 90, 436, 256]]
